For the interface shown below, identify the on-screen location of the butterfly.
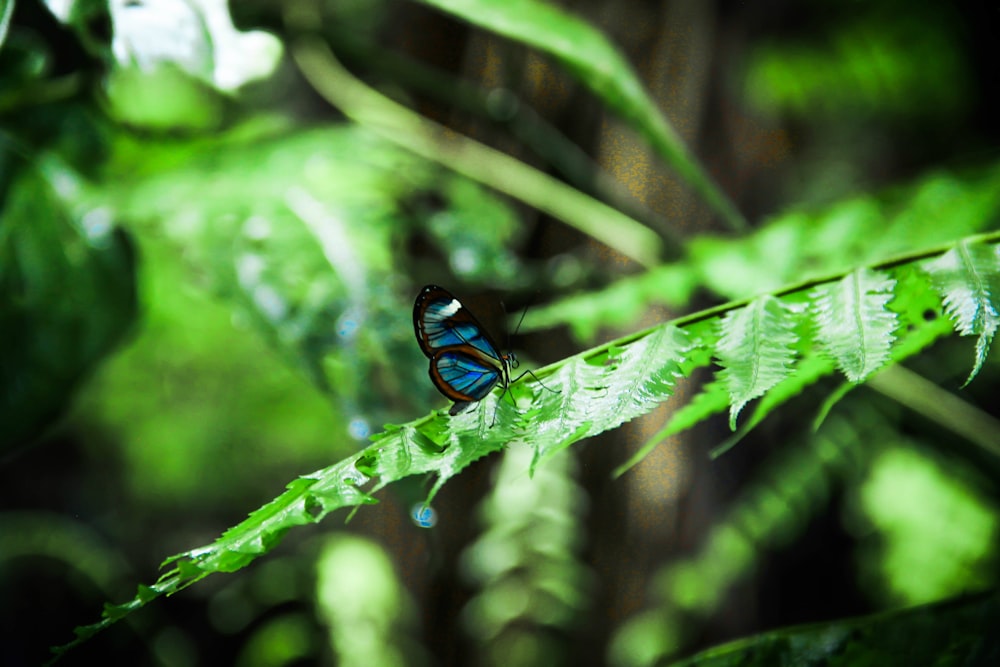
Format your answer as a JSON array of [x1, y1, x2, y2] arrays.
[[413, 284, 537, 418]]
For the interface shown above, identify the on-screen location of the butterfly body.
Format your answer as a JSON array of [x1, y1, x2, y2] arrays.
[[413, 285, 518, 415]]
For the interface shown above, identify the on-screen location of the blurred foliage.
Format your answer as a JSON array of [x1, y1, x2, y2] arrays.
[[71, 234, 346, 509], [852, 447, 999, 606], [315, 534, 427, 667], [611, 410, 866, 665], [744, 7, 971, 122], [0, 0, 998, 666], [461, 447, 591, 665], [0, 156, 136, 454], [611, 403, 1000, 666], [668, 590, 1000, 667], [93, 122, 525, 430], [413, 0, 747, 233], [525, 165, 1000, 342]]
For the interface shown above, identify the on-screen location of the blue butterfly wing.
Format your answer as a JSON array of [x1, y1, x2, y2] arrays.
[[414, 285, 503, 362], [415, 285, 512, 410], [430, 349, 503, 403]]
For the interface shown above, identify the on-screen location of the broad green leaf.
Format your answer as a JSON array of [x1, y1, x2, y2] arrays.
[[922, 239, 1000, 386], [667, 590, 999, 667], [810, 268, 898, 383], [716, 296, 800, 429], [415, 0, 746, 231], [0, 0, 14, 50], [100, 124, 522, 425], [0, 162, 136, 453]]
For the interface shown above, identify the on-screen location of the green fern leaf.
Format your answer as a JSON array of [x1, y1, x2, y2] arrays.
[[612, 375, 729, 478], [711, 350, 837, 458], [55, 233, 1000, 661], [520, 325, 692, 469], [50, 323, 695, 662], [716, 296, 800, 430], [922, 239, 1000, 386], [810, 268, 898, 383]]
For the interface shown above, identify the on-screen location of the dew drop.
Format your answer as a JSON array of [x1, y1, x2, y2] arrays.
[[411, 504, 437, 528]]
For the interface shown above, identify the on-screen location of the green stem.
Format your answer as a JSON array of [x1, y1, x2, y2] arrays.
[[866, 364, 1000, 459], [286, 21, 663, 268]]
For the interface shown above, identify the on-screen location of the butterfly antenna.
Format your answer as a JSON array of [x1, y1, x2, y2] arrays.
[[499, 298, 511, 353], [510, 293, 560, 396], [512, 303, 529, 337]]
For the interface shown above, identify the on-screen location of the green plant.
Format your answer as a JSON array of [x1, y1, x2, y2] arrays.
[[2, 0, 998, 665]]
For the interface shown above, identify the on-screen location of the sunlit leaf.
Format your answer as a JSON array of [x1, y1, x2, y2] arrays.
[[108, 0, 281, 91], [416, 0, 746, 231], [711, 350, 836, 458], [922, 239, 1000, 386], [716, 296, 800, 429], [0, 0, 15, 50], [810, 268, 898, 383]]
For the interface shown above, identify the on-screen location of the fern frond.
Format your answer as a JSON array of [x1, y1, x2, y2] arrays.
[[520, 325, 692, 470], [461, 446, 590, 656], [54, 234, 1000, 661], [612, 376, 730, 478], [612, 410, 878, 664], [711, 350, 837, 458], [716, 296, 801, 429], [810, 268, 898, 383], [521, 264, 697, 342], [922, 239, 1000, 386]]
